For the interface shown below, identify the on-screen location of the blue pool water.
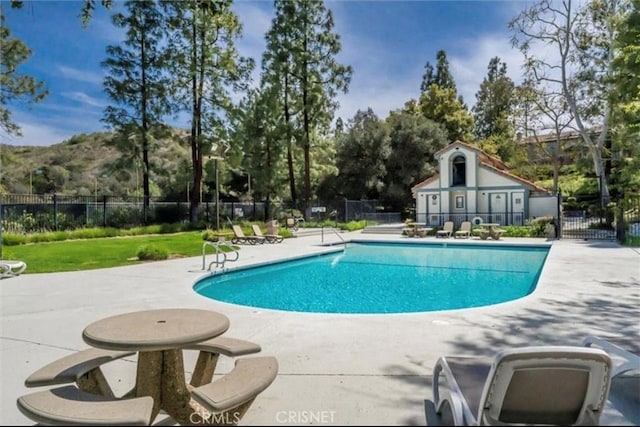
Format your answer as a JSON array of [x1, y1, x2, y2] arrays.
[[194, 242, 550, 314]]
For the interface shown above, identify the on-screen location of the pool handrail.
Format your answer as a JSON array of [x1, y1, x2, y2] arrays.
[[202, 241, 239, 271], [321, 226, 347, 250]]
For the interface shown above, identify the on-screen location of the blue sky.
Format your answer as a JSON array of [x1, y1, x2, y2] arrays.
[[3, 0, 529, 147]]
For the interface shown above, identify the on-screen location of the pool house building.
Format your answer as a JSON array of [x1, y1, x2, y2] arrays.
[[411, 141, 557, 227]]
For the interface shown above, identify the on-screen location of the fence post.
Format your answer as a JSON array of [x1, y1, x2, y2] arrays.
[[617, 200, 625, 243], [556, 191, 562, 239], [102, 196, 108, 227], [53, 194, 59, 231]]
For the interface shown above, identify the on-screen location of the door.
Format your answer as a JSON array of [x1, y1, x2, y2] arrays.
[[490, 193, 506, 225]]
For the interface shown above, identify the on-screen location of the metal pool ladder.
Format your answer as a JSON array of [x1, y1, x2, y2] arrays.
[[202, 240, 239, 271], [320, 226, 347, 250]]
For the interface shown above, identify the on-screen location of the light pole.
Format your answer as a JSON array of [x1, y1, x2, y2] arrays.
[[211, 156, 223, 231]]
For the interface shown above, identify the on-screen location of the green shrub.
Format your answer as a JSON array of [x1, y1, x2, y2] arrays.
[[529, 216, 554, 237], [340, 220, 368, 231], [2, 233, 28, 246], [624, 235, 640, 247], [502, 225, 532, 237], [136, 244, 169, 261]]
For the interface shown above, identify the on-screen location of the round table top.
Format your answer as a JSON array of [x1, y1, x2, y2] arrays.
[[83, 308, 230, 351]]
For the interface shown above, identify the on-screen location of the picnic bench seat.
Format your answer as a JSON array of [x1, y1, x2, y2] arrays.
[[187, 336, 262, 387], [17, 385, 153, 426], [191, 356, 278, 422], [25, 348, 134, 397]]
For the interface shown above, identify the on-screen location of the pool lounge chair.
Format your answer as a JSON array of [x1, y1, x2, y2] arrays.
[[583, 335, 640, 378], [454, 221, 472, 239], [436, 221, 454, 238], [231, 225, 265, 245], [251, 224, 283, 244], [430, 346, 612, 426], [1, 260, 27, 278]]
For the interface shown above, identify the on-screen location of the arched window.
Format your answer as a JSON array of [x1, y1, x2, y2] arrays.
[[451, 155, 466, 186]]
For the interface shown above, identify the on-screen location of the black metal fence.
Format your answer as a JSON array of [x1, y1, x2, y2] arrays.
[[0, 194, 391, 233], [0, 194, 270, 233], [560, 194, 640, 242], [416, 212, 525, 227]]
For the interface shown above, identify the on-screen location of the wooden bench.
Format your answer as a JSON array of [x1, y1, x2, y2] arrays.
[[17, 385, 153, 426], [25, 348, 134, 397], [191, 356, 278, 424], [187, 336, 262, 387]]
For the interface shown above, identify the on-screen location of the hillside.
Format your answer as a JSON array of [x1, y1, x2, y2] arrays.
[[0, 128, 192, 199]]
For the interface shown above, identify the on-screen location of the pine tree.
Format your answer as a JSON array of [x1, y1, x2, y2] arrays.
[[472, 57, 515, 140], [102, 0, 171, 222], [0, 1, 48, 136], [263, 0, 352, 212], [418, 50, 473, 142], [164, 0, 253, 223]]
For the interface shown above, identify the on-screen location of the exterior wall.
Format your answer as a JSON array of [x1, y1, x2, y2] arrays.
[[414, 144, 552, 226], [529, 195, 558, 220], [438, 146, 478, 188], [477, 167, 518, 187]]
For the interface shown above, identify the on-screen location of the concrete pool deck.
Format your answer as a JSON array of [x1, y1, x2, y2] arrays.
[[1, 232, 638, 425]]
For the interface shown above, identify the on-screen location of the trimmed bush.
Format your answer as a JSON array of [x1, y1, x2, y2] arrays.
[[136, 244, 169, 261]]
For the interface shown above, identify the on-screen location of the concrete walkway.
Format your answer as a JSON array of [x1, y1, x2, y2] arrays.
[[1, 232, 638, 425]]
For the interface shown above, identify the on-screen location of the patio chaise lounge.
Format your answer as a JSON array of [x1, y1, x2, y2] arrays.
[[1, 260, 27, 278], [430, 346, 612, 426], [454, 221, 472, 239], [231, 225, 265, 245], [251, 224, 284, 244], [583, 335, 640, 379], [436, 221, 454, 238]]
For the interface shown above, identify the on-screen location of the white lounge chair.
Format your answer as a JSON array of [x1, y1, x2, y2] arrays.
[[583, 335, 640, 378], [436, 221, 454, 238], [431, 346, 612, 426], [0, 260, 27, 278], [454, 221, 472, 239]]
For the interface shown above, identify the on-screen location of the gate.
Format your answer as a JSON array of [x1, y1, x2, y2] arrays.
[[561, 194, 616, 240]]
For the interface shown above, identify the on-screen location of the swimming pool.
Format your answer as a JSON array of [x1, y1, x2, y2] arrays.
[[194, 242, 550, 314]]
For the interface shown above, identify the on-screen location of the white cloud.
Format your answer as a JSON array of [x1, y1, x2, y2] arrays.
[[449, 34, 527, 108], [57, 66, 105, 85], [61, 92, 108, 109], [2, 115, 77, 147]]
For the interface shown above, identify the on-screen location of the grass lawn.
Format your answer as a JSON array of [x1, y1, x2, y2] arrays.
[[2, 232, 222, 274]]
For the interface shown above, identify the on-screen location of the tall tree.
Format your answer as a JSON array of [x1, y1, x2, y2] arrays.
[[472, 57, 515, 140], [287, 0, 352, 212], [333, 108, 390, 200], [102, 0, 171, 222], [610, 0, 640, 194], [418, 50, 473, 142], [510, 0, 624, 205], [419, 85, 473, 142], [421, 50, 457, 93], [382, 111, 448, 212], [0, 1, 48, 137], [233, 87, 287, 216], [261, 0, 301, 206], [513, 78, 574, 193], [164, 0, 253, 223]]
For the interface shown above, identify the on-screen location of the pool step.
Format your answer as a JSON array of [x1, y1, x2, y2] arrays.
[[292, 228, 341, 237], [361, 225, 404, 235]]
